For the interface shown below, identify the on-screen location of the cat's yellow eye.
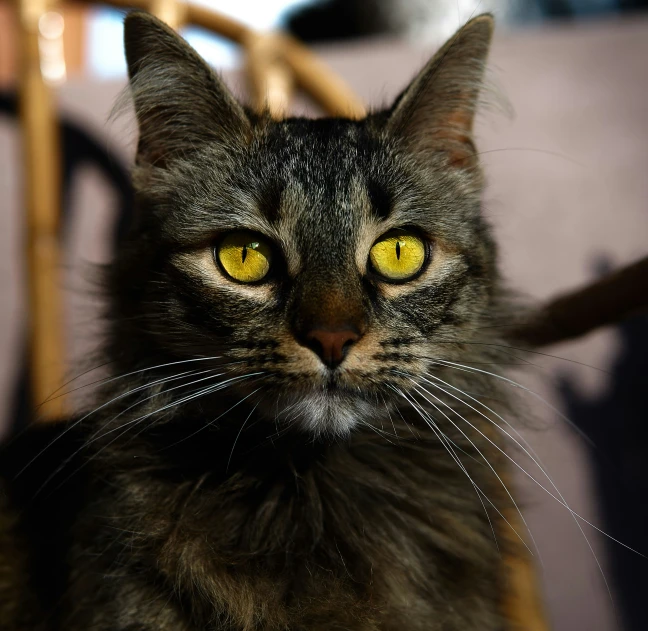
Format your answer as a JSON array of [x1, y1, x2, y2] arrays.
[[369, 230, 426, 281], [216, 232, 272, 283]]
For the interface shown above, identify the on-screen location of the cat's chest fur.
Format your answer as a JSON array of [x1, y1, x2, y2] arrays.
[[66, 419, 507, 631]]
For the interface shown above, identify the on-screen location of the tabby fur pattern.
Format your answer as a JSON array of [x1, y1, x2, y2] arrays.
[[0, 12, 521, 631]]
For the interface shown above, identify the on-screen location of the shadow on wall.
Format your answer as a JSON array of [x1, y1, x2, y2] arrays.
[[557, 259, 648, 631]]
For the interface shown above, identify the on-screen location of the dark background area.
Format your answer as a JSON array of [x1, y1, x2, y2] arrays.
[[286, 0, 648, 42]]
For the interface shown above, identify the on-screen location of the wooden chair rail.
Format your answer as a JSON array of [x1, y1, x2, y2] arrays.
[[93, 0, 368, 119], [510, 255, 648, 348]]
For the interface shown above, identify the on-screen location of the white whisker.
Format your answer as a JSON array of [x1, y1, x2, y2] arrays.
[[390, 385, 531, 556], [434, 359, 595, 448], [410, 369, 643, 605], [41, 373, 264, 497], [85, 369, 234, 444], [91, 372, 265, 446], [15, 367, 217, 479], [419, 369, 644, 557], [41, 355, 231, 406], [408, 380, 540, 563], [226, 399, 262, 473]]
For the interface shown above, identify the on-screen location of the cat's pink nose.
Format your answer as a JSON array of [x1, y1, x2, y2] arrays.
[[304, 328, 360, 369]]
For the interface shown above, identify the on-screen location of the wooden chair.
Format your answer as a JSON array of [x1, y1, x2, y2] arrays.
[[27, 0, 648, 628]]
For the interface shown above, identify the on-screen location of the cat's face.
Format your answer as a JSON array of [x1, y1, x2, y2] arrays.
[[115, 13, 497, 435]]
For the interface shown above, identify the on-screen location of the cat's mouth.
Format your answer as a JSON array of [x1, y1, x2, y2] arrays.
[[323, 375, 351, 393], [260, 373, 385, 436], [278, 390, 377, 436]]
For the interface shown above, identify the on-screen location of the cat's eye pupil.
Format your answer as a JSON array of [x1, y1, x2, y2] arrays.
[[369, 230, 426, 282], [217, 232, 272, 283]]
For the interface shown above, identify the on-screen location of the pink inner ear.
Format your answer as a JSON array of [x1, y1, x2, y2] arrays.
[[433, 108, 478, 169], [388, 17, 493, 171]]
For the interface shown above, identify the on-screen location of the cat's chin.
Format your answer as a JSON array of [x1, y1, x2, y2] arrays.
[[272, 390, 379, 437]]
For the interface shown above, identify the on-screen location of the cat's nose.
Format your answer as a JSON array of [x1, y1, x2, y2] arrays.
[[303, 328, 360, 369]]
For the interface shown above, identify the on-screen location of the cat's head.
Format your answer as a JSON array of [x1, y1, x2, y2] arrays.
[[112, 12, 500, 436]]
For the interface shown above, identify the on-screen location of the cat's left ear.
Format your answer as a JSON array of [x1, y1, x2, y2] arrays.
[[123, 11, 251, 167], [385, 14, 493, 169]]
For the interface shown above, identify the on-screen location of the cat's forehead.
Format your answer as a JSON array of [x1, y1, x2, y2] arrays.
[[250, 120, 396, 253], [251, 118, 397, 224], [256, 119, 381, 181], [262, 118, 378, 167]]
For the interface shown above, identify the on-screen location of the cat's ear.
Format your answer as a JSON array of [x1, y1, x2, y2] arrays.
[[385, 14, 493, 169], [123, 11, 251, 166]]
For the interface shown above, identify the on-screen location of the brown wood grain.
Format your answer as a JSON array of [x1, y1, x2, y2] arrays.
[[510, 256, 648, 348], [244, 32, 294, 119], [500, 474, 551, 631], [61, 3, 86, 75], [17, 0, 67, 420], [80, 0, 367, 119], [0, 4, 17, 87]]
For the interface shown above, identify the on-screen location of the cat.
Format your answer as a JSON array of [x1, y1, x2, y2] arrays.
[[0, 11, 522, 631]]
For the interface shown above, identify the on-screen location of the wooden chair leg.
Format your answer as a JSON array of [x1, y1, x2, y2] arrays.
[[16, 0, 67, 421], [245, 32, 294, 119], [501, 473, 551, 630]]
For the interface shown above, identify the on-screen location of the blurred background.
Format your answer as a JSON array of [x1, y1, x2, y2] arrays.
[[1, 1, 647, 631], [2, 0, 648, 82]]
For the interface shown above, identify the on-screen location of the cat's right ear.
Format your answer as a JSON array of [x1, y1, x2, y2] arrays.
[[123, 11, 251, 167]]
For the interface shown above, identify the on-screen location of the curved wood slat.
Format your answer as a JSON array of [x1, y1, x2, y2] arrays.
[[279, 34, 366, 119], [90, 0, 367, 118], [510, 256, 648, 348], [149, 0, 186, 29], [244, 32, 294, 118]]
